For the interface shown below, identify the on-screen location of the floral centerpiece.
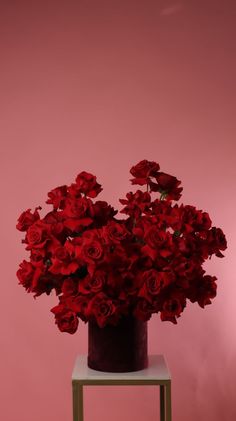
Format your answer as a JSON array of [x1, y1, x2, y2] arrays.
[[16, 160, 227, 371]]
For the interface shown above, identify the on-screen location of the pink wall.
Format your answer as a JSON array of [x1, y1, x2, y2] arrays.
[[1, 1, 235, 420]]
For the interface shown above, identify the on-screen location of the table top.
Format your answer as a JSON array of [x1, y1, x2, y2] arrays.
[[72, 354, 171, 383]]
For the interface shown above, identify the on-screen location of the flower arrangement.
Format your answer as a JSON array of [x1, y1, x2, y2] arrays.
[[16, 160, 227, 334]]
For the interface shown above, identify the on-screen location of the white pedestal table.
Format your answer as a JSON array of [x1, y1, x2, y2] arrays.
[[72, 354, 172, 421]]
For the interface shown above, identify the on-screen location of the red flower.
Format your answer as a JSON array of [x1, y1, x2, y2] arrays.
[[75, 171, 102, 198], [61, 197, 93, 232], [206, 227, 227, 257], [65, 294, 90, 322], [133, 298, 154, 321], [139, 269, 174, 303], [87, 292, 118, 327], [51, 304, 79, 334], [187, 275, 217, 308], [79, 235, 104, 265], [16, 161, 227, 333], [49, 240, 80, 275], [120, 190, 151, 219], [17, 260, 38, 292], [119, 272, 143, 298], [46, 185, 68, 210], [62, 278, 78, 296], [130, 159, 160, 185], [142, 227, 174, 260], [102, 220, 129, 244], [151, 172, 182, 201], [78, 271, 106, 295], [43, 210, 65, 239], [89, 201, 118, 227], [180, 205, 212, 234], [25, 220, 51, 250], [16, 207, 41, 231], [160, 293, 186, 324], [16, 259, 55, 296]]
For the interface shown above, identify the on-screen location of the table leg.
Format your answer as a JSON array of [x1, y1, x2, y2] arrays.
[[165, 381, 172, 421], [72, 382, 84, 421], [160, 385, 165, 421]]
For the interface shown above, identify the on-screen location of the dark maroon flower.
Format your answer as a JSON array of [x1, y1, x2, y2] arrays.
[[187, 275, 217, 308], [133, 298, 154, 321], [206, 227, 227, 257], [151, 172, 183, 201], [160, 293, 186, 324], [61, 278, 78, 296], [89, 201, 118, 227]]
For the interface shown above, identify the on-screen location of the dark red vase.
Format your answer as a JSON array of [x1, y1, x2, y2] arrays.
[[87, 315, 148, 372]]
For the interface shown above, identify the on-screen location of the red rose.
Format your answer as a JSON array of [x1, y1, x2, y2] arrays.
[[133, 298, 154, 321], [43, 210, 65, 238], [120, 190, 151, 219], [65, 294, 90, 322], [30, 248, 46, 266], [171, 256, 201, 288], [130, 160, 160, 185], [46, 185, 68, 210], [143, 227, 174, 259], [78, 271, 106, 295], [119, 272, 143, 298], [160, 293, 186, 324], [49, 240, 80, 275], [25, 221, 50, 250], [62, 197, 91, 219], [17, 259, 45, 293], [180, 205, 212, 233], [17, 260, 36, 291], [138, 270, 159, 302], [206, 227, 227, 257], [151, 172, 182, 201], [89, 200, 117, 227], [62, 278, 78, 296], [139, 270, 174, 303], [87, 292, 118, 327], [51, 304, 79, 334], [151, 200, 182, 231], [81, 238, 104, 264], [187, 275, 217, 308], [102, 221, 129, 244], [16, 207, 41, 231], [75, 171, 102, 198], [61, 197, 93, 232], [67, 183, 83, 198], [16, 161, 227, 331]]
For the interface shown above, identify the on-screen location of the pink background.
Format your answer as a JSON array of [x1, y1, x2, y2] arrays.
[[1, 1, 235, 420]]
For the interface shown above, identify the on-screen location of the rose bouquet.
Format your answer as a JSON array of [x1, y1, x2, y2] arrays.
[[16, 160, 227, 334]]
